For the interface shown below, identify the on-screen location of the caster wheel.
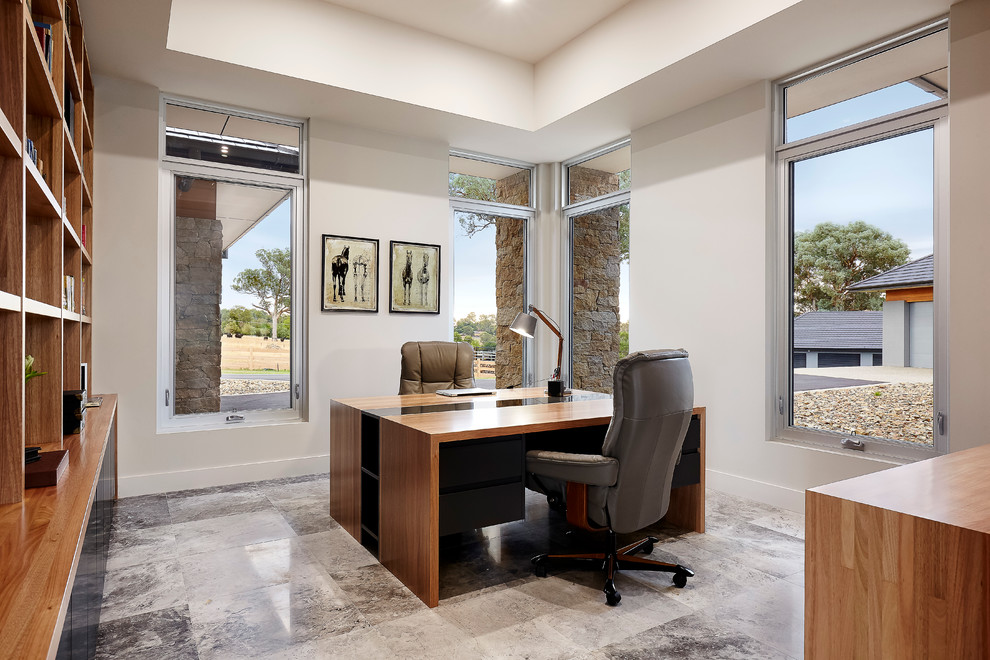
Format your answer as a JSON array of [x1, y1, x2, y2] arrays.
[[535, 564, 547, 578], [641, 542, 654, 555], [532, 555, 548, 578], [605, 590, 621, 606], [672, 572, 688, 588]]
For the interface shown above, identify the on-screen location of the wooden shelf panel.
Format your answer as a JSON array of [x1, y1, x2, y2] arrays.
[[63, 38, 82, 105], [81, 315, 91, 324], [0, 106, 20, 159], [25, 155, 60, 218], [81, 244, 91, 265], [24, 314, 62, 449], [24, 298, 63, 319], [0, 310, 23, 505], [30, 0, 64, 20], [63, 216, 80, 249], [24, 13, 61, 120], [0, 291, 21, 312], [63, 124, 80, 174]]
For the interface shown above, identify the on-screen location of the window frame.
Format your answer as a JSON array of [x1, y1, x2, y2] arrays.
[[157, 96, 308, 433], [561, 138, 631, 389], [448, 151, 536, 387], [771, 28, 948, 462]]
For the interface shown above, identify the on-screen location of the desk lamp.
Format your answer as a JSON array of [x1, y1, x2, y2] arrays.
[[509, 305, 571, 396]]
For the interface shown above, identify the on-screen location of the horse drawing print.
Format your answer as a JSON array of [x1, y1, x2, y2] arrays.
[[352, 254, 369, 302], [418, 253, 431, 306], [401, 250, 413, 305], [331, 246, 349, 302]]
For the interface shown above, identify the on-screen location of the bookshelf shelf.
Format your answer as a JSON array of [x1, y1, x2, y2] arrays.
[[1, 0, 96, 506]]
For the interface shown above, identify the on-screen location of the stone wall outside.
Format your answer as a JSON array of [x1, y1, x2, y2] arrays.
[[570, 167, 621, 393], [174, 215, 223, 414], [493, 169, 529, 388]]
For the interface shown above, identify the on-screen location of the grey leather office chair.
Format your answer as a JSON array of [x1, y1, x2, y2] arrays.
[[399, 341, 476, 394], [528, 349, 695, 605]]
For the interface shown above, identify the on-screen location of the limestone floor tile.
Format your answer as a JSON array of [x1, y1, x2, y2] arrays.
[[436, 582, 550, 638], [375, 608, 485, 659], [259, 476, 330, 505], [171, 510, 296, 557], [749, 509, 806, 541], [112, 494, 172, 531], [264, 627, 394, 659], [95, 605, 199, 660], [683, 523, 805, 579], [600, 611, 793, 660], [179, 536, 327, 603], [709, 578, 805, 659], [188, 579, 368, 659], [474, 617, 589, 659], [784, 570, 805, 587], [101, 559, 188, 623], [296, 527, 377, 574], [107, 524, 179, 572], [329, 563, 429, 626], [273, 499, 338, 536], [167, 486, 275, 524]]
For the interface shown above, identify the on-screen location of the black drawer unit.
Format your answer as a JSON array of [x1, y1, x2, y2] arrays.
[[671, 413, 702, 488], [438, 435, 525, 536], [439, 482, 525, 536]]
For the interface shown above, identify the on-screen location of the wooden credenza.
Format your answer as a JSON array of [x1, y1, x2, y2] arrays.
[[0, 394, 117, 660], [806, 443, 990, 658]]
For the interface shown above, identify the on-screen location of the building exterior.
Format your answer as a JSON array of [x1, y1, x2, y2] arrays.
[[793, 311, 883, 368]]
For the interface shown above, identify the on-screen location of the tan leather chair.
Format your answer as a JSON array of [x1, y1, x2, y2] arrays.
[[399, 341, 476, 394]]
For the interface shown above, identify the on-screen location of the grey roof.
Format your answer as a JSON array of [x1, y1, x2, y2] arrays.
[[847, 254, 933, 292], [793, 311, 882, 350]]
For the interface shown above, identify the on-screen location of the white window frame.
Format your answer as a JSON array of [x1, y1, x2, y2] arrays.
[[771, 25, 948, 462], [561, 138, 631, 388], [157, 96, 308, 432], [448, 151, 536, 386]]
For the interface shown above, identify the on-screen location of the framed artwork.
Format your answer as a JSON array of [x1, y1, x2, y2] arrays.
[[389, 240, 440, 314], [321, 235, 379, 312]]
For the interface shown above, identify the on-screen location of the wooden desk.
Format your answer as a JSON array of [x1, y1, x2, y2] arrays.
[[330, 388, 705, 607], [0, 395, 117, 660], [806, 443, 990, 658]]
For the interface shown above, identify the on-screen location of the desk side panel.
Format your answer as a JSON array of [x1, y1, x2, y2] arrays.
[[806, 489, 989, 659], [379, 419, 438, 607], [330, 401, 361, 539]]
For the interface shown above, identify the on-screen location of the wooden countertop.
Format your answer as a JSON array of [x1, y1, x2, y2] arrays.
[[809, 441, 990, 534], [0, 394, 117, 660]]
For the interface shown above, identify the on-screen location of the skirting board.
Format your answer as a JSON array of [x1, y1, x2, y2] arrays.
[[117, 454, 330, 497], [706, 468, 805, 513]]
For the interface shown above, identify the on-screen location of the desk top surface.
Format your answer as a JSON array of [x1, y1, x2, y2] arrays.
[[334, 388, 614, 442], [809, 442, 990, 534]]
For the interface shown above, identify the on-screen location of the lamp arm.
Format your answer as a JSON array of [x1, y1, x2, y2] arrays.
[[528, 305, 564, 380]]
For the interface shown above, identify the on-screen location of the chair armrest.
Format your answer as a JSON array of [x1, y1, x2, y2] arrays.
[[526, 450, 618, 487]]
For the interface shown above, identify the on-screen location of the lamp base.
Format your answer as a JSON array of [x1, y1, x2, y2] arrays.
[[546, 380, 571, 397]]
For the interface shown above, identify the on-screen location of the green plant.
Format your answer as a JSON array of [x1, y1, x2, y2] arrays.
[[25, 355, 46, 382]]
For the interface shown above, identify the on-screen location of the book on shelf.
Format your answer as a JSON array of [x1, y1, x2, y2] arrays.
[[65, 84, 75, 142], [65, 4, 72, 41], [81, 277, 86, 315], [63, 275, 75, 312], [25, 138, 37, 165], [33, 22, 53, 71]]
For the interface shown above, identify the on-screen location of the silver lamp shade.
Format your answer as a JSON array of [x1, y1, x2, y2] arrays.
[[509, 311, 538, 338]]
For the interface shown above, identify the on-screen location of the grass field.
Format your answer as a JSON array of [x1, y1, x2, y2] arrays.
[[221, 335, 292, 372]]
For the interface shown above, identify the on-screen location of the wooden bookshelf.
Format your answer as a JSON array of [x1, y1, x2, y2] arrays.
[[0, 0, 96, 504]]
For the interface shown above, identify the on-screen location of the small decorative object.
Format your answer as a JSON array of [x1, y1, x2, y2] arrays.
[[25, 355, 46, 382], [26, 450, 68, 488], [321, 235, 379, 312], [63, 390, 86, 435], [389, 240, 440, 314]]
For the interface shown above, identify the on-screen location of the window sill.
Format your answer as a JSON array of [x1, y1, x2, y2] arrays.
[[157, 410, 305, 435], [770, 430, 940, 466]]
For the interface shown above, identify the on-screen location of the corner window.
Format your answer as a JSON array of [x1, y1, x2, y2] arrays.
[[449, 152, 534, 389], [775, 23, 947, 459], [159, 99, 306, 430], [564, 141, 630, 394]]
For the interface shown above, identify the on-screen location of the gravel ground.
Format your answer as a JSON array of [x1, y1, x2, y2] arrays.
[[220, 378, 290, 395], [794, 382, 934, 445]]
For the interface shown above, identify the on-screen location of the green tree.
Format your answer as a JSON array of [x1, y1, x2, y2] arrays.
[[619, 321, 629, 358], [277, 315, 291, 340], [793, 221, 910, 313], [232, 248, 291, 340]]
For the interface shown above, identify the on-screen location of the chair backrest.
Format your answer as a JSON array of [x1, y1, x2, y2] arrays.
[[399, 341, 476, 394], [600, 349, 694, 533]]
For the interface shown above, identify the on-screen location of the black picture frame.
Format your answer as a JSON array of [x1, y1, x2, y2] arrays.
[[321, 234, 379, 312], [389, 240, 441, 314]]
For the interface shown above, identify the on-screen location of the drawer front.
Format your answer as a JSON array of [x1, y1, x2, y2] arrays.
[[439, 482, 524, 536], [671, 451, 700, 489], [439, 435, 523, 492]]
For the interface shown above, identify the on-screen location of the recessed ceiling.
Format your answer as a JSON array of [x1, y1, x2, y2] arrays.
[[319, 0, 635, 63]]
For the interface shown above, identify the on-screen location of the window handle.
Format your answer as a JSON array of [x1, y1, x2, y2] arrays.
[[841, 437, 866, 451], [295, 384, 300, 400], [937, 411, 946, 435], [226, 414, 245, 423], [165, 389, 170, 407]]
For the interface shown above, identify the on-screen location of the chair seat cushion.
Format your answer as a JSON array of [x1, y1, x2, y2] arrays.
[[526, 450, 618, 487]]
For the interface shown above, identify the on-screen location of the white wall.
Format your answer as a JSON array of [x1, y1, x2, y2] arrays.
[[93, 76, 451, 496], [630, 83, 911, 511]]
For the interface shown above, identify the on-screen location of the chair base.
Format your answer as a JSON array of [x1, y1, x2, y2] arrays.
[[532, 530, 694, 606]]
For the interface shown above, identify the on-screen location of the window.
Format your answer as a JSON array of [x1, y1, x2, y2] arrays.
[[775, 23, 947, 459], [449, 152, 534, 388], [564, 141, 630, 394], [159, 98, 306, 430]]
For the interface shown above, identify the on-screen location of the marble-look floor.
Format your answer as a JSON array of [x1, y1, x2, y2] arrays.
[[97, 475, 806, 659]]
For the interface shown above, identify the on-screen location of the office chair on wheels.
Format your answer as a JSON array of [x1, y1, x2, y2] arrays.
[[527, 349, 695, 605], [398, 341, 475, 394]]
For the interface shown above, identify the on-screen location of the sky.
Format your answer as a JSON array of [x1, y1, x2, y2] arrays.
[[221, 197, 291, 311]]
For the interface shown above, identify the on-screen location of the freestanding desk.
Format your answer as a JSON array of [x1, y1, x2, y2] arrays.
[[330, 388, 705, 607]]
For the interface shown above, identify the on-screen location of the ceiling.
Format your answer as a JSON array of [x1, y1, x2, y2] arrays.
[[78, 0, 954, 164], [319, 0, 635, 64]]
